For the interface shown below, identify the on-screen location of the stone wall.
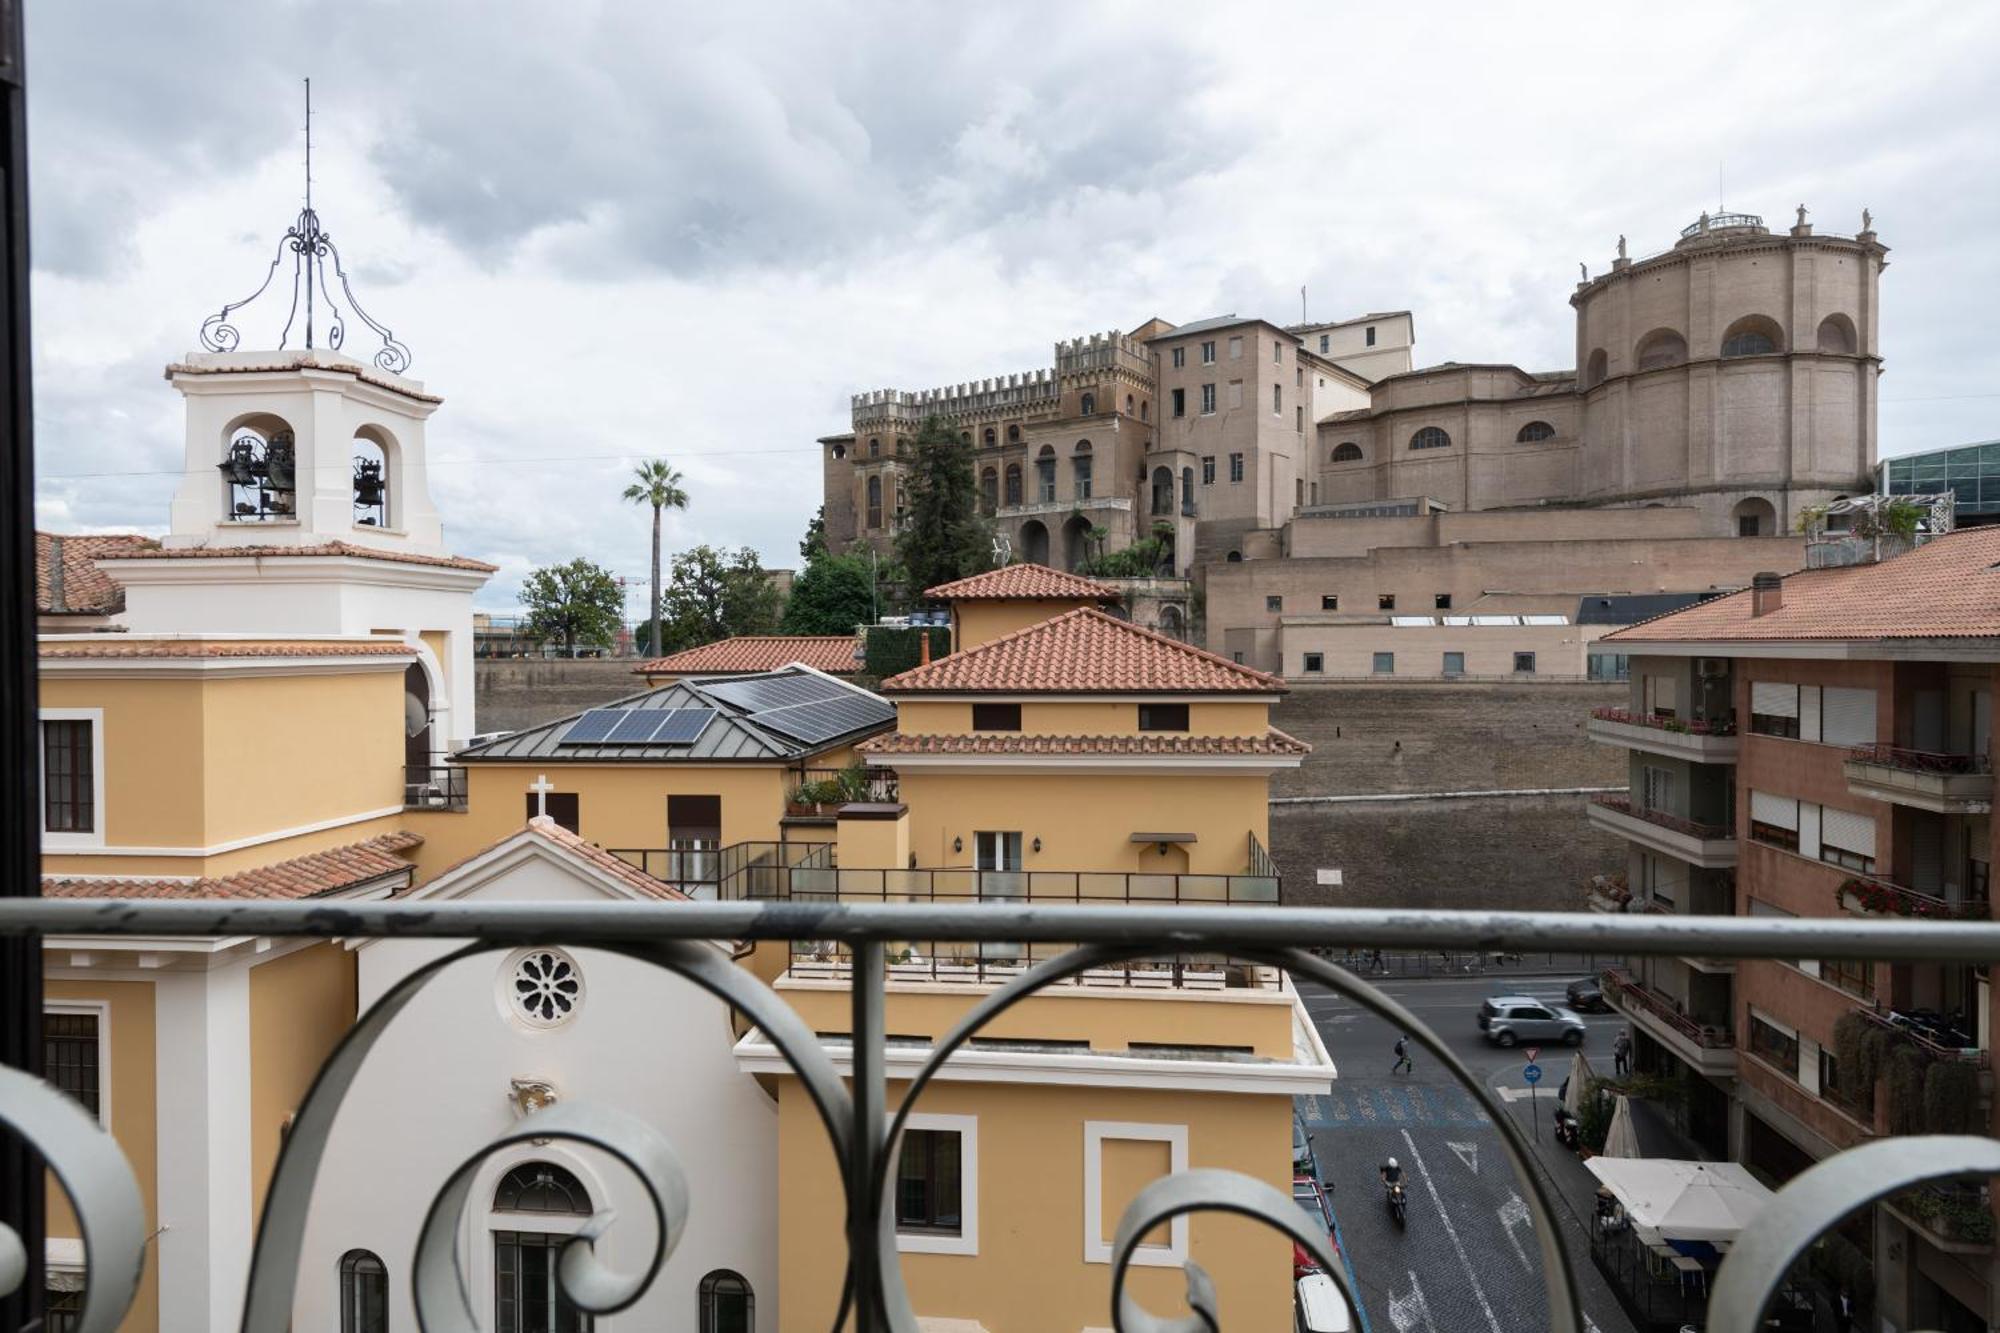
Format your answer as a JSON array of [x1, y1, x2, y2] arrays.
[[476, 658, 645, 735], [1267, 681, 1628, 910]]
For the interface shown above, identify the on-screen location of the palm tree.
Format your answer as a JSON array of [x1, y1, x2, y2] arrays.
[[622, 460, 690, 657]]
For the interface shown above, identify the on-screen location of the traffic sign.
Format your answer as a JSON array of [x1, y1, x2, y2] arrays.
[[1525, 1046, 1541, 1062], [1523, 1062, 1543, 1085]]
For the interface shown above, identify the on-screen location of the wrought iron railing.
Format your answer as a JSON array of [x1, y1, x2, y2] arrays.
[[1602, 967, 1735, 1048], [1845, 743, 1993, 776], [402, 763, 468, 811], [1858, 1004, 1988, 1064], [607, 839, 834, 896], [786, 765, 900, 812], [5, 903, 2000, 1332], [1590, 705, 1737, 737], [1835, 872, 1989, 921], [1589, 795, 1735, 841]]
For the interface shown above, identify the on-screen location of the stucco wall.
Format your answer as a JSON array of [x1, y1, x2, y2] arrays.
[[248, 943, 357, 1224], [474, 657, 648, 735]]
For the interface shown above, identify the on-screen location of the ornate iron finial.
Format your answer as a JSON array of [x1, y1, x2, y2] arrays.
[[198, 78, 412, 373]]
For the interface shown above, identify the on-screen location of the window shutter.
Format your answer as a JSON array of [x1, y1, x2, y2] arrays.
[[1822, 687, 1876, 747], [1750, 790, 1799, 830], [1912, 818, 1945, 893], [1820, 806, 1876, 859], [1751, 682, 1798, 718], [1798, 803, 1821, 860], [1800, 686, 1822, 742]]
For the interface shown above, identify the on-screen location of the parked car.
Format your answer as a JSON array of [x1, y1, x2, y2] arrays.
[[1291, 1173, 1338, 1277], [1292, 1111, 1319, 1179], [1565, 976, 1612, 1013], [1478, 995, 1587, 1047], [1295, 1271, 1355, 1332]]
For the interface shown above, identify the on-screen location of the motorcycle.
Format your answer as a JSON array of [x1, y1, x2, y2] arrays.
[[1385, 1177, 1407, 1228], [1554, 1106, 1581, 1152]]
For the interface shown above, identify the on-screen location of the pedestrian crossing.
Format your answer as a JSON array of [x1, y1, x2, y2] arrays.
[[1298, 1083, 1494, 1130]]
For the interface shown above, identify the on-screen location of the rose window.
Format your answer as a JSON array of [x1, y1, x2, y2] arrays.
[[509, 949, 583, 1027]]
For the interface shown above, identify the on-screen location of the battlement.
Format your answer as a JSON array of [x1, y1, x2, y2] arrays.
[[1055, 327, 1152, 378], [851, 371, 1062, 428]]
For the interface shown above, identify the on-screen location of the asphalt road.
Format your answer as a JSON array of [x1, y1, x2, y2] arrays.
[[1295, 973, 1639, 1333]]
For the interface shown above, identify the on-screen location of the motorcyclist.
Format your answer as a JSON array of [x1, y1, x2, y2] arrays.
[[1379, 1156, 1403, 1189]]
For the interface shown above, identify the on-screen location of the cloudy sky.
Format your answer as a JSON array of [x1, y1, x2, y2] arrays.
[[26, 2, 2000, 612]]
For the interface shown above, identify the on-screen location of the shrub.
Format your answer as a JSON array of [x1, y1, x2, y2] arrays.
[[1885, 1045, 1930, 1135], [1922, 1058, 1980, 1135], [864, 625, 951, 678]]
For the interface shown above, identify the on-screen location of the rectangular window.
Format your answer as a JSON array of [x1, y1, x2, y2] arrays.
[[1819, 805, 1877, 873], [44, 1011, 100, 1119], [1738, 514, 1760, 538], [1074, 455, 1092, 500], [1821, 686, 1878, 747], [1320, 594, 1338, 611], [525, 791, 580, 835], [1378, 593, 1395, 610], [1296, 405, 1303, 432], [1365, 325, 1377, 347], [1228, 380, 1243, 410], [1037, 458, 1056, 503], [1749, 790, 1801, 852], [1272, 384, 1282, 416], [1749, 1011, 1800, 1074], [1443, 652, 1465, 676], [41, 718, 94, 834], [1138, 703, 1190, 732], [1201, 340, 1216, 365], [1589, 651, 1630, 682], [1201, 456, 1215, 485], [972, 703, 1022, 732], [1642, 765, 1673, 813], [1171, 346, 1186, 369], [494, 1232, 588, 1333], [1228, 335, 1242, 360], [1265, 595, 1282, 612], [1228, 453, 1244, 483], [1822, 956, 1875, 1001], [1232, 651, 1244, 664], [1435, 593, 1452, 610], [1372, 652, 1395, 675], [897, 1128, 964, 1234], [1295, 367, 1303, 387], [1200, 384, 1216, 415], [1304, 653, 1324, 674], [974, 831, 1023, 871], [1171, 388, 1185, 418], [1273, 341, 1282, 364], [1319, 334, 1330, 353], [1513, 652, 1537, 674], [1750, 681, 1802, 738]]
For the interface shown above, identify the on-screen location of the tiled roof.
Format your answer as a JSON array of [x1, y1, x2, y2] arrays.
[[521, 817, 693, 901], [1605, 528, 2000, 644], [635, 635, 858, 677], [36, 533, 154, 614], [96, 540, 497, 573], [43, 831, 422, 900], [857, 729, 1310, 757], [39, 638, 415, 660], [881, 607, 1285, 694], [924, 563, 1122, 603]]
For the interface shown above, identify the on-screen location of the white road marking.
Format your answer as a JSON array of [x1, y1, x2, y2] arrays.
[[1387, 1269, 1437, 1333], [1446, 1140, 1479, 1174], [1494, 1086, 1537, 1102], [1497, 1192, 1534, 1270], [1400, 1128, 1505, 1333]]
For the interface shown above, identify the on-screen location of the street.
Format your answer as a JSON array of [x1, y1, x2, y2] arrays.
[[1295, 972, 1638, 1333]]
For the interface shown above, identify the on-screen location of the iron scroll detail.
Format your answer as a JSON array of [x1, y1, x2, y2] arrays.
[[197, 206, 412, 374]]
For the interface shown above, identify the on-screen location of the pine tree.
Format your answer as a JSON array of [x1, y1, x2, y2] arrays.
[[895, 416, 993, 597]]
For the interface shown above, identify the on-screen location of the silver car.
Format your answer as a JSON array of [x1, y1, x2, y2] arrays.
[[1478, 995, 1587, 1048]]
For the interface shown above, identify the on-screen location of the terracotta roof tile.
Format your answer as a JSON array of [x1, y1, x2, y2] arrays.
[[97, 539, 497, 573], [857, 729, 1310, 757], [522, 818, 692, 901], [881, 607, 1284, 694], [43, 831, 422, 900], [1605, 528, 2000, 644], [635, 635, 858, 677], [39, 638, 415, 660], [35, 533, 154, 615], [924, 563, 1121, 602]]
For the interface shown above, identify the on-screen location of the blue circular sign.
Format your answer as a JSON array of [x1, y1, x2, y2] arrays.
[[1523, 1063, 1543, 1084]]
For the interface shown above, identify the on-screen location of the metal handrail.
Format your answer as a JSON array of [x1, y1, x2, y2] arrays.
[[1602, 967, 1734, 1047], [1590, 706, 1737, 737], [1589, 795, 1735, 841], [1845, 743, 1993, 776], [786, 765, 900, 808], [1858, 1005, 1989, 1065], [402, 764, 468, 811]]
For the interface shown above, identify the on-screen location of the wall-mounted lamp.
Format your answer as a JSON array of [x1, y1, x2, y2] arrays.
[[953, 836, 963, 854], [1032, 837, 1042, 854]]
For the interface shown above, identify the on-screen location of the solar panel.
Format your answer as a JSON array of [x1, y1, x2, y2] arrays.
[[605, 709, 669, 744], [750, 695, 893, 745], [703, 672, 849, 713], [558, 709, 629, 745], [652, 708, 716, 744]]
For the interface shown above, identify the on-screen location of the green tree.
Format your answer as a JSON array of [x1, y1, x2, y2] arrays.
[[622, 459, 691, 663], [649, 545, 782, 653], [799, 505, 829, 564], [782, 551, 876, 634], [895, 415, 993, 597], [520, 558, 625, 657]]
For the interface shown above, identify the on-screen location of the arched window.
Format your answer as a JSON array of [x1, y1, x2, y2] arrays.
[[1409, 427, 1451, 451], [1720, 316, 1783, 358], [865, 475, 883, 529], [959, 431, 971, 445], [1080, 392, 1095, 416], [1020, 519, 1049, 565], [1125, 394, 1135, 415], [1151, 466, 1174, 516], [493, 1162, 593, 1333], [1140, 400, 1148, 421], [1584, 349, 1608, 389], [339, 1250, 387, 1333], [1515, 421, 1556, 443], [1036, 445, 1057, 503], [1226, 550, 1242, 563], [1003, 464, 1022, 508], [1816, 314, 1857, 354], [1731, 497, 1777, 538], [219, 414, 299, 523], [868, 437, 881, 457], [982, 427, 996, 447], [830, 441, 846, 461], [352, 431, 390, 527], [699, 1270, 755, 1333], [1633, 329, 1687, 372], [979, 467, 998, 515], [1072, 441, 1092, 500], [1006, 424, 1021, 442], [1331, 442, 1364, 462]]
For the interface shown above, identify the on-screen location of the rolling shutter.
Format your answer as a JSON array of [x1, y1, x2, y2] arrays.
[[1800, 686, 1822, 742], [1822, 687, 1878, 748], [1820, 806, 1876, 859], [1751, 682, 1798, 718], [1750, 790, 1799, 830]]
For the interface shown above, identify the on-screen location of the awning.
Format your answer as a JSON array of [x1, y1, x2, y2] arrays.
[[1129, 832, 1198, 843], [1584, 1157, 1775, 1246]]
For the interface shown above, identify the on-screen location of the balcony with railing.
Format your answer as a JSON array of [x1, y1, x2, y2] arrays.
[[1834, 872, 1989, 922], [1843, 743, 1994, 814], [5, 901, 2000, 1332], [1602, 965, 1737, 1076], [1856, 1004, 1989, 1066], [784, 765, 900, 819], [1883, 1183, 1996, 1255], [1586, 706, 1740, 762], [402, 763, 468, 812], [1586, 795, 1738, 868]]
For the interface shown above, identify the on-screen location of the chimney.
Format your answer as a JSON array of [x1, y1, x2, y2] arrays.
[[918, 629, 933, 666], [1751, 571, 1783, 618], [46, 535, 65, 612]]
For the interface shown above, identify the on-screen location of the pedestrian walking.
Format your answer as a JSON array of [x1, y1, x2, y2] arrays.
[[1835, 1287, 1855, 1333], [1391, 1034, 1414, 1075], [1613, 1029, 1632, 1077]]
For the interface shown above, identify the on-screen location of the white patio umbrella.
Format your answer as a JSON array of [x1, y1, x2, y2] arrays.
[[1563, 1052, 1593, 1116], [1601, 1094, 1641, 1159], [1584, 1157, 1775, 1246]]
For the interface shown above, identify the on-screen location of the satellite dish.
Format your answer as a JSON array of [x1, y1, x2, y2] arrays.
[[405, 692, 431, 739]]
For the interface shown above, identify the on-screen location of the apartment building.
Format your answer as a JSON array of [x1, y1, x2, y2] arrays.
[[1587, 531, 2000, 1332]]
